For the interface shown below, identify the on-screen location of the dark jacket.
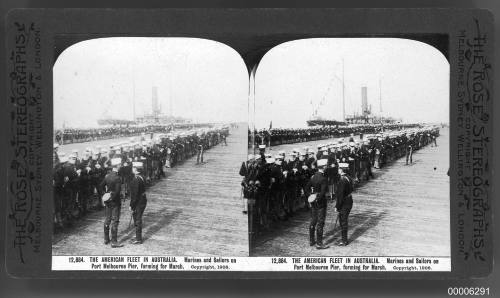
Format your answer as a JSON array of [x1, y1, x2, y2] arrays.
[[239, 161, 248, 177], [336, 174, 353, 209], [129, 174, 147, 210], [100, 170, 122, 204], [306, 171, 328, 209]]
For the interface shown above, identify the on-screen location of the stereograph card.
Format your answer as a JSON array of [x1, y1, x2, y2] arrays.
[[4, 8, 493, 279]]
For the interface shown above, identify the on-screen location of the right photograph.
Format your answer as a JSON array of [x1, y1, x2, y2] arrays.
[[246, 38, 450, 258]]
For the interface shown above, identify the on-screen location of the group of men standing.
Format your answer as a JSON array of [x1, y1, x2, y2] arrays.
[[53, 126, 230, 247], [249, 123, 421, 147], [241, 124, 440, 249]]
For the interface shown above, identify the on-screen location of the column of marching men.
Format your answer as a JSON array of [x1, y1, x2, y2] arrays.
[[248, 123, 421, 147], [53, 126, 230, 232], [54, 125, 171, 145], [241, 125, 440, 246]]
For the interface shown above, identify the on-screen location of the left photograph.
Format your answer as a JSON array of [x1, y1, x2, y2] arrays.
[[52, 37, 249, 256]]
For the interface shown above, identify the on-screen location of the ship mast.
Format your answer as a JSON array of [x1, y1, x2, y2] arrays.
[[342, 58, 345, 121], [132, 77, 136, 121], [379, 77, 382, 114]]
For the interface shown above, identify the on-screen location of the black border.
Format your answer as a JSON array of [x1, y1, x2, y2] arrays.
[[4, 1, 496, 292]]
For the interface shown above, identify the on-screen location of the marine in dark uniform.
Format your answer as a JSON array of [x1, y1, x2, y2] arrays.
[[336, 163, 354, 246], [77, 151, 92, 216], [89, 153, 105, 210], [269, 155, 285, 220], [305, 159, 330, 249], [53, 154, 66, 229], [63, 155, 79, 221], [405, 133, 413, 165], [239, 154, 255, 214], [100, 158, 124, 248], [129, 162, 147, 244], [196, 141, 204, 164]]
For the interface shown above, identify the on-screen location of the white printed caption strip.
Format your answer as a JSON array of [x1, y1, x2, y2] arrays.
[[52, 256, 451, 271]]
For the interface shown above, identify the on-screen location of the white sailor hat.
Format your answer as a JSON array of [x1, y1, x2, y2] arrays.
[[274, 154, 283, 160], [338, 162, 349, 169], [265, 153, 272, 158], [317, 159, 328, 168], [71, 149, 78, 153], [258, 144, 266, 150], [299, 151, 306, 156], [53, 143, 59, 149], [85, 147, 91, 152], [289, 152, 296, 156], [349, 142, 355, 147], [278, 150, 285, 155], [111, 158, 122, 166], [247, 154, 254, 160], [321, 147, 328, 152], [132, 161, 143, 168], [59, 155, 68, 163], [266, 157, 275, 164]]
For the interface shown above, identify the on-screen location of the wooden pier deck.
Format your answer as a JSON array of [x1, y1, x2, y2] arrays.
[[53, 124, 249, 256], [251, 127, 450, 257]]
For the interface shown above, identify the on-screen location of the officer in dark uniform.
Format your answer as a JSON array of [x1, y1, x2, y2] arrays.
[[53, 153, 67, 229], [305, 159, 330, 249], [78, 150, 92, 216], [100, 157, 124, 248], [270, 155, 285, 220], [196, 140, 204, 164], [129, 162, 147, 244], [53, 143, 60, 165], [89, 152, 104, 210], [63, 154, 79, 222], [240, 154, 256, 214], [405, 133, 413, 165], [336, 163, 354, 246]]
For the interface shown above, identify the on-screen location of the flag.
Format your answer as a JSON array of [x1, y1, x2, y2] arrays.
[[269, 121, 272, 130]]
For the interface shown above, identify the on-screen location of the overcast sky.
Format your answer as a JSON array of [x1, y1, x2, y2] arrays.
[[54, 37, 449, 130], [254, 38, 449, 129], [54, 37, 248, 128]]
